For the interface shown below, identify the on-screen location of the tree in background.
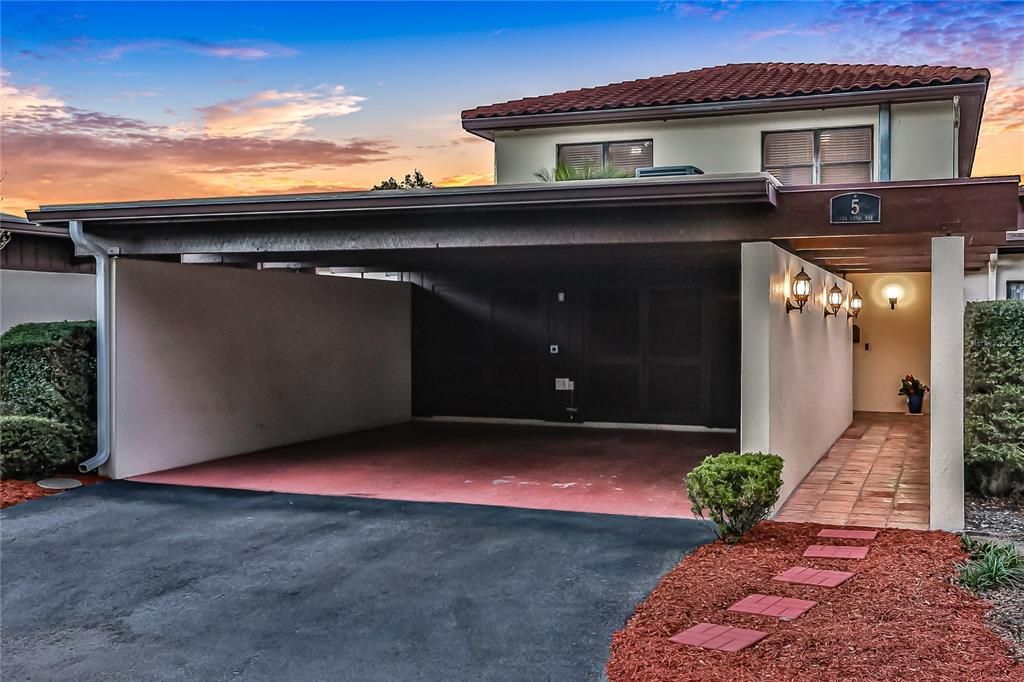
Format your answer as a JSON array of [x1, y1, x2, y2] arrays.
[[373, 169, 433, 190]]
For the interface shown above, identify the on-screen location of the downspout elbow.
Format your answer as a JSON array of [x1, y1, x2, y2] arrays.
[[69, 220, 112, 474]]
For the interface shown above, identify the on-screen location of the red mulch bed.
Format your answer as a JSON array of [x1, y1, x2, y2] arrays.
[[607, 522, 1020, 682], [0, 474, 106, 509]]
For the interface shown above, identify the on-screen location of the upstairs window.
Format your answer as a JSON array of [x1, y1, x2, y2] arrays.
[[762, 126, 872, 185], [556, 140, 653, 178]]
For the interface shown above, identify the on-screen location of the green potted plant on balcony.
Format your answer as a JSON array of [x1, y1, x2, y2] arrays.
[[899, 374, 929, 414]]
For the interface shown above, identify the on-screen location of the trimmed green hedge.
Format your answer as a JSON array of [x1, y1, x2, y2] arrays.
[[686, 452, 784, 543], [964, 301, 1024, 497], [0, 321, 97, 461], [0, 415, 74, 478]]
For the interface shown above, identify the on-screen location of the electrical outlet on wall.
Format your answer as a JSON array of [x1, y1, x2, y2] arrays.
[[555, 378, 574, 391]]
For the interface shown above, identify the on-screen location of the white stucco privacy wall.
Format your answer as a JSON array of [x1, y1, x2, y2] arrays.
[[930, 237, 965, 531], [740, 242, 854, 507], [0, 269, 96, 332], [109, 259, 411, 479]]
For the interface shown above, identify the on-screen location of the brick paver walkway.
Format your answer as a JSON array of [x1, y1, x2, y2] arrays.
[[776, 412, 929, 529]]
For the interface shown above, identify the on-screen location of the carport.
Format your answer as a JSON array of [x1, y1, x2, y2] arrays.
[[26, 173, 1021, 525]]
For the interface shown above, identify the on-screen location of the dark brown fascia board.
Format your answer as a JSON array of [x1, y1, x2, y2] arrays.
[[27, 174, 777, 224], [462, 82, 989, 147], [0, 220, 68, 238]]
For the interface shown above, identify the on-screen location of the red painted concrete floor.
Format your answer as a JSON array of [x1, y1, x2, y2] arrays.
[[131, 421, 737, 518]]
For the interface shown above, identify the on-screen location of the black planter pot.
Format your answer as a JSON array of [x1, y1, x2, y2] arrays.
[[907, 393, 925, 414]]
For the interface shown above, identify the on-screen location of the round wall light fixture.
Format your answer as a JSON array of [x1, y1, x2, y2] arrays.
[[824, 282, 845, 318], [786, 267, 813, 314], [848, 290, 864, 318], [883, 284, 903, 310]]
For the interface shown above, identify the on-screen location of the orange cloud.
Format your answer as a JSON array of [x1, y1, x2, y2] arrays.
[[436, 173, 494, 187], [0, 73, 394, 214], [982, 77, 1024, 133], [197, 86, 365, 139]]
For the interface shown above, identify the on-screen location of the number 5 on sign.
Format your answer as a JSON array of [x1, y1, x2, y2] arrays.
[[830, 192, 880, 224]]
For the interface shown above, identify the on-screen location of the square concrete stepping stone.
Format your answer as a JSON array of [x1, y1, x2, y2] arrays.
[[669, 623, 767, 652], [727, 594, 816, 620], [773, 566, 854, 587], [817, 528, 878, 540], [803, 544, 870, 559]]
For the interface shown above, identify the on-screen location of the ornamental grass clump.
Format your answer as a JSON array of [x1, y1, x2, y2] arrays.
[[686, 452, 784, 543], [957, 534, 1024, 592]]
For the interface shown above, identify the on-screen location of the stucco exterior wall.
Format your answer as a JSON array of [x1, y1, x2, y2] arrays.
[[740, 242, 854, 507], [0, 269, 96, 332], [964, 270, 990, 302], [109, 259, 411, 479], [848, 273, 932, 413], [995, 253, 1024, 299], [963, 253, 1024, 302], [494, 102, 956, 184], [890, 101, 955, 181]]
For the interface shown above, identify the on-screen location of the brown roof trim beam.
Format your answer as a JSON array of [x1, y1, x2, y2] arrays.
[[28, 174, 778, 225]]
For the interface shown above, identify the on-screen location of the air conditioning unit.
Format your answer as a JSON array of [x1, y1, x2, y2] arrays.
[[635, 165, 705, 178]]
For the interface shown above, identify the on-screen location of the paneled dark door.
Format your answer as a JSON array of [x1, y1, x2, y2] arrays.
[[412, 266, 733, 428], [582, 286, 706, 425], [490, 288, 546, 418]]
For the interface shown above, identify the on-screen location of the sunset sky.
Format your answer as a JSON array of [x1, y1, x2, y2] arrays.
[[2, 1, 1022, 217]]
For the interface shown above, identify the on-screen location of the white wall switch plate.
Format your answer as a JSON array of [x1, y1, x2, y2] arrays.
[[549, 344, 559, 354]]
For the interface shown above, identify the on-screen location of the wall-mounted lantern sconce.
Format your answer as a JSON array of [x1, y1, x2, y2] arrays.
[[848, 290, 863, 319], [883, 284, 903, 310], [824, 282, 845, 318], [785, 267, 813, 314]]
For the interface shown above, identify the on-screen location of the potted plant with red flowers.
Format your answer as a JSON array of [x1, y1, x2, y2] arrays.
[[898, 374, 929, 414]]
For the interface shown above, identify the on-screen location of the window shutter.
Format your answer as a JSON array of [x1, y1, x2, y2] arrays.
[[820, 164, 872, 184], [819, 128, 872, 163], [819, 127, 872, 183], [608, 140, 653, 175], [763, 131, 814, 185], [763, 127, 872, 185], [557, 144, 604, 177]]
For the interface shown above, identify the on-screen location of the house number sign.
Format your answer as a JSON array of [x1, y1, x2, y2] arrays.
[[830, 192, 881, 224]]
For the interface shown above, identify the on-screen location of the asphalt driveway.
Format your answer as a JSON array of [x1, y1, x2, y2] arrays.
[[1, 482, 714, 681]]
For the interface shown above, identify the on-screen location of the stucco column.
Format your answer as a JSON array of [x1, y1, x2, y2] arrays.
[[929, 236, 965, 530]]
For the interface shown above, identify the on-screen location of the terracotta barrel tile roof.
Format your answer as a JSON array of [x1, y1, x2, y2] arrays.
[[462, 62, 989, 120]]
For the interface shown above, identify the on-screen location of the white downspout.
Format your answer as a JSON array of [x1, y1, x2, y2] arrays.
[[69, 220, 112, 473], [988, 253, 999, 301], [952, 95, 961, 177]]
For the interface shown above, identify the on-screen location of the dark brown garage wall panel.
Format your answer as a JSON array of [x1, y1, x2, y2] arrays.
[[411, 264, 739, 429]]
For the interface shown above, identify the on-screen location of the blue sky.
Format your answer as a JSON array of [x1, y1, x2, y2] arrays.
[[2, 1, 1021, 214]]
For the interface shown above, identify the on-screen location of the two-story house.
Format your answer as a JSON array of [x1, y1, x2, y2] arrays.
[[26, 63, 1023, 530]]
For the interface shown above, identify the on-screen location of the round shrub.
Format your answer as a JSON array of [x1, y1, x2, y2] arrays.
[[686, 451, 784, 543], [0, 415, 74, 479]]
